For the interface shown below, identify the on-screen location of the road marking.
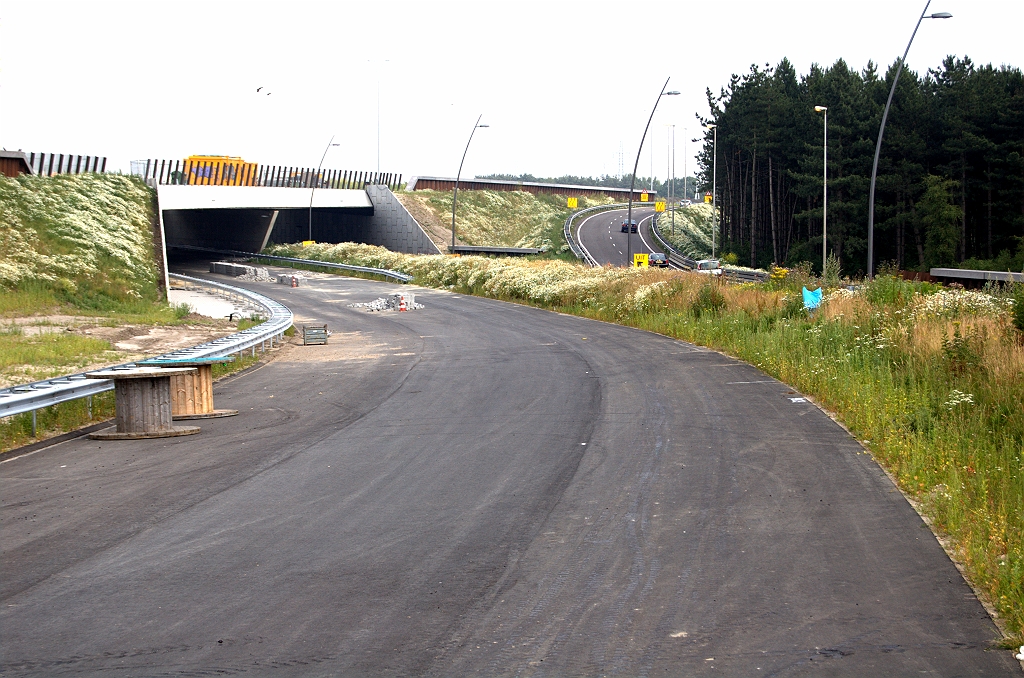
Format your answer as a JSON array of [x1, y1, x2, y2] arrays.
[[726, 380, 777, 384], [789, 397, 807, 403]]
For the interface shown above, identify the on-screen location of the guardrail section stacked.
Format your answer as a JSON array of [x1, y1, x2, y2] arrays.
[[0, 274, 294, 420]]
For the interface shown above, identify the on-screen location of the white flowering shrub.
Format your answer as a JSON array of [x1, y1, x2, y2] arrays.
[[658, 203, 715, 259], [0, 173, 159, 302], [944, 389, 975, 409], [618, 281, 668, 314], [909, 288, 1012, 320], [267, 242, 645, 307], [824, 287, 858, 302]]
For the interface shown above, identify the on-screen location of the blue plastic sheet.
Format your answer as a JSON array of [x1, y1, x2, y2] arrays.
[[802, 286, 822, 310]]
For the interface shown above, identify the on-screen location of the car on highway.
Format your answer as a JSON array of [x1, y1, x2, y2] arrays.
[[620, 219, 637, 233], [694, 258, 722, 275], [648, 252, 668, 268]]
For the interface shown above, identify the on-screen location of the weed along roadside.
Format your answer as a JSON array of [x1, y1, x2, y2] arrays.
[[267, 242, 1024, 648]]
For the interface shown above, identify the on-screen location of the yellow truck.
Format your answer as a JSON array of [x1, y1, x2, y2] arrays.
[[183, 155, 258, 186]]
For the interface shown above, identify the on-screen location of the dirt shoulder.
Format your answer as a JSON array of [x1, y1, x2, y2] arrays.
[[1, 314, 239, 389]]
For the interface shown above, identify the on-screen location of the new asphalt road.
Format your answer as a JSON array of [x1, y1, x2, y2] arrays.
[[576, 206, 663, 267], [1, 269, 1018, 676]]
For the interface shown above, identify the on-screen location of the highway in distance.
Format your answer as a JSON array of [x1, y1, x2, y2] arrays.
[[1, 269, 1018, 676], [576, 206, 663, 267]]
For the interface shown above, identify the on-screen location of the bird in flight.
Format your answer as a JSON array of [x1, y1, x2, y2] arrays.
[[256, 87, 270, 95]]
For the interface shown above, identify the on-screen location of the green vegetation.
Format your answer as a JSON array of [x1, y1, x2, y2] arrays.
[[0, 173, 166, 313], [0, 324, 116, 385], [268, 242, 1023, 644], [0, 391, 117, 452], [398, 189, 614, 255], [701, 56, 1023, 274], [658, 204, 715, 259]]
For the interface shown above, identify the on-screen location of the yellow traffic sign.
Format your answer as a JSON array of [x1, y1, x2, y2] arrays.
[[704, 192, 713, 204], [655, 201, 666, 212], [640, 192, 649, 202], [634, 253, 649, 268], [567, 197, 578, 209], [302, 240, 316, 247]]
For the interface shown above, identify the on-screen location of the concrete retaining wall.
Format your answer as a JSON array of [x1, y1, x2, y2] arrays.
[[365, 185, 441, 255]]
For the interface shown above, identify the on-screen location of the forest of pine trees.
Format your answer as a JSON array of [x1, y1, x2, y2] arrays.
[[696, 56, 1023, 275]]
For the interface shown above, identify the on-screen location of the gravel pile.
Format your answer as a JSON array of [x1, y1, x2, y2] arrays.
[[235, 267, 275, 282], [349, 294, 425, 312]]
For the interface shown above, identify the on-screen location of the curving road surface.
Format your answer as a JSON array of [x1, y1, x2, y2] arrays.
[[1, 269, 1018, 676], [577, 206, 664, 267]]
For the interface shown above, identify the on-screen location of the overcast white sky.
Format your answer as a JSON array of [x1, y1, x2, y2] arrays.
[[1, 0, 1020, 183]]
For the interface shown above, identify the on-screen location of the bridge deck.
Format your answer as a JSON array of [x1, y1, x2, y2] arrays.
[[157, 184, 373, 211]]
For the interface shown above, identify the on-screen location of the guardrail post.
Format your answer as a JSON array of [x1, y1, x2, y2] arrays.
[[87, 395, 92, 419], [31, 409, 37, 437]]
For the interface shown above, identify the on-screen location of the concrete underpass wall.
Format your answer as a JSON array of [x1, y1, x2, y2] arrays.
[[365, 185, 441, 255], [161, 186, 439, 256], [163, 208, 279, 253]]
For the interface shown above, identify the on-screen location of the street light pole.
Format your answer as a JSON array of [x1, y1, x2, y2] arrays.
[[683, 127, 687, 203], [627, 79, 678, 266], [671, 124, 676, 235], [309, 136, 339, 242], [816, 106, 828, 275], [867, 1, 952, 278], [706, 123, 718, 258], [451, 114, 489, 253]]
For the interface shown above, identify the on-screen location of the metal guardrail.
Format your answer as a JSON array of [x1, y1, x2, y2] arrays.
[[174, 245, 413, 283], [564, 203, 630, 267], [0, 274, 293, 420], [650, 218, 768, 283], [649, 218, 697, 269]]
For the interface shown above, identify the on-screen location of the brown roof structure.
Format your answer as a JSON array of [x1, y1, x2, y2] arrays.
[[0, 151, 34, 178]]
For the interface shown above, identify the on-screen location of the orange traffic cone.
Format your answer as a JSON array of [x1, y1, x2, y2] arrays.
[[399, 296, 407, 312], [291, 276, 298, 288]]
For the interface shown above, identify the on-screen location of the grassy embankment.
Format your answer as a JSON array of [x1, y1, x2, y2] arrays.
[[265, 240, 1024, 646], [397, 189, 615, 258], [657, 202, 716, 259], [0, 174, 258, 451]]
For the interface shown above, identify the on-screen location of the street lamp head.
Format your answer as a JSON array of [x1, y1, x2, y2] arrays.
[[477, 124, 489, 128], [928, 12, 952, 18], [664, 91, 680, 96], [814, 106, 828, 112], [705, 123, 716, 129]]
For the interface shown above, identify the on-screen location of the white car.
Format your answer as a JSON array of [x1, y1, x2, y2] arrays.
[[694, 259, 722, 275]]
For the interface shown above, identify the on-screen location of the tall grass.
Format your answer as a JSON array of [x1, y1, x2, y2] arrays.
[[268, 242, 1023, 644], [0, 326, 113, 377], [0, 391, 117, 452]]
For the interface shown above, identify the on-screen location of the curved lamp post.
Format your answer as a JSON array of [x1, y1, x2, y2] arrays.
[[309, 136, 340, 241], [815, 106, 828, 275], [866, 1, 951, 278], [451, 115, 489, 252], [627, 79, 679, 266]]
